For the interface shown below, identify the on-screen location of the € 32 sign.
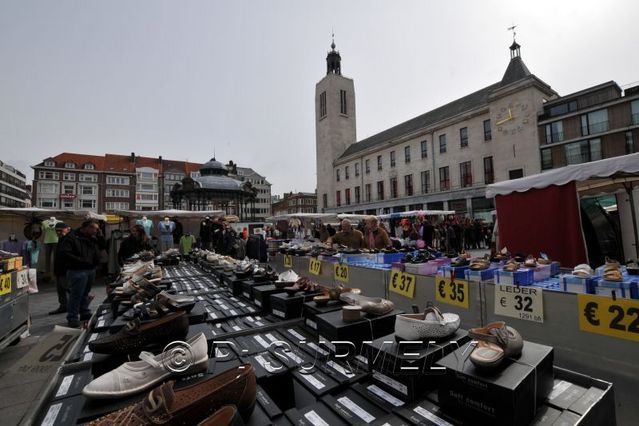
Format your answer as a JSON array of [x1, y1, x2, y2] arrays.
[[334, 264, 349, 283], [309, 258, 322, 276], [389, 269, 416, 298], [578, 294, 639, 343], [283, 255, 293, 268], [435, 276, 469, 309]]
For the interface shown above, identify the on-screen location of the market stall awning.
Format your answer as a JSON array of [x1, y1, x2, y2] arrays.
[[112, 209, 224, 218], [265, 213, 338, 222], [486, 153, 639, 198], [0, 207, 107, 221], [378, 209, 455, 220]]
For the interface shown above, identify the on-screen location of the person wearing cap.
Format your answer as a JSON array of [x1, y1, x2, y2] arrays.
[[49, 222, 71, 315], [326, 219, 365, 249]]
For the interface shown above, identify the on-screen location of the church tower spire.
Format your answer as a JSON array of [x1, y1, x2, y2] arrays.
[[326, 36, 341, 75]]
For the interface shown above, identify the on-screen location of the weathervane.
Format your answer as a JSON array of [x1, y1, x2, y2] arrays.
[[507, 24, 517, 42]]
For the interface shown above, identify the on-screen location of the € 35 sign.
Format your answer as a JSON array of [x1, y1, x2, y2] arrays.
[[389, 269, 416, 299], [308, 258, 322, 276], [435, 276, 469, 309], [578, 294, 639, 343]]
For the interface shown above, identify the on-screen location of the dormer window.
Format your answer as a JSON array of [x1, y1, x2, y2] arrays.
[[44, 160, 55, 167], [84, 163, 95, 170], [65, 162, 76, 169]]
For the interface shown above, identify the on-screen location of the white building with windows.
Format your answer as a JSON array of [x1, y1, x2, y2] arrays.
[[0, 160, 29, 208], [135, 166, 159, 211], [235, 166, 272, 220], [316, 40, 557, 219]]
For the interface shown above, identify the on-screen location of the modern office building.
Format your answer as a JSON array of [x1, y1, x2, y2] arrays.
[[0, 160, 30, 208]]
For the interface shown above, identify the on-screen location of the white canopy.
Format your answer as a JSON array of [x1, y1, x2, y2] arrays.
[[112, 209, 224, 218], [486, 153, 639, 198], [378, 209, 455, 219], [0, 207, 107, 221], [265, 213, 338, 222]]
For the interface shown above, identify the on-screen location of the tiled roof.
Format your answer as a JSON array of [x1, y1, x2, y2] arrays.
[[42, 153, 106, 170], [499, 57, 531, 87], [104, 154, 134, 172], [339, 82, 501, 159]]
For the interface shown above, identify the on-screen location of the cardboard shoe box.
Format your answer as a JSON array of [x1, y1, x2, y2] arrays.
[[285, 402, 349, 426], [303, 299, 345, 325], [323, 388, 390, 424], [395, 399, 462, 426], [270, 291, 323, 320], [363, 330, 470, 402], [50, 366, 93, 401], [253, 284, 286, 313], [436, 340, 554, 426]]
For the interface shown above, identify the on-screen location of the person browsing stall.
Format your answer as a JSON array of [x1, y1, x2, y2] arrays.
[[326, 219, 365, 249], [365, 216, 392, 250]]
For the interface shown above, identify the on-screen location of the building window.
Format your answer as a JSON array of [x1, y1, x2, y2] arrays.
[[390, 151, 396, 168], [64, 162, 76, 169], [44, 160, 55, 167], [340, 90, 347, 115], [336, 169, 340, 182], [626, 131, 636, 154], [107, 175, 130, 185], [548, 100, 577, 117], [509, 169, 524, 180], [81, 199, 96, 209], [483, 157, 494, 184], [39, 198, 57, 208], [541, 149, 553, 170], [106, 189, 130, 198], [460, 161, 472, 188], [137, 183, 157, 191], [39, 171, 59, 180], [354, 163, 360, 177], [319, 91, 327, 118], [63, 172, 76, 181], [345, 166, 349, 180], [404, 174, 413, 196], [62, 184, 74, 195], [377, 181, 384, 201], [565, 139, 602, 165], [377, 155, 382, 171], [404, 146, 411, 163], [390, 177, 397, 198], [336, 191, 341, 207], [365, 159, 370, 174], [105, 202, 130, 210], [84, 163, 95, 170], [80, 185, 96, 195], [79, 174, 98, 182], [420, 171, 430, 194], [421, 140, 428, 158], [137, 171, 157, 180], [354, 186, 361, 204], [322, 194, 327, 209], [365, 184, 371, 202], [545, 121, 564, 144], [39, 182, 58, 194], [632, 100, 639, 125], [136, 193, 159, 201], [62, 200, 74, 209], [439, 167, 450, 191], [345, 188, 351, 205], [460, 127, 469, 148], [581, 109, 609, 136], [483, 119, 492, 141], [439, 134, 447, 153]]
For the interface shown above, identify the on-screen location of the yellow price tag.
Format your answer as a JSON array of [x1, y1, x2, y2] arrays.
[[6, 258, 15, 271], [334, 263, 349, 283], [14, 257, 22, 270], [435, 276, 469, 309], [389, 269, 416, 298], [284, 255, 293, 268], [577, 294, 639, 343], [309, 258, 322, 276], [0, 273, 12, 296]]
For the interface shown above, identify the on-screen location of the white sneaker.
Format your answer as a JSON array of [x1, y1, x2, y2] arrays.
[[82, 333, 209, 399], [394, 306, 460, 340]]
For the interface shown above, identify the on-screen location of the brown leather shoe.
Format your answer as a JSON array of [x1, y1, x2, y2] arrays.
[[88, 311, 189, 354], [198, 405, 244, 426], [87, 364, 256, 425]]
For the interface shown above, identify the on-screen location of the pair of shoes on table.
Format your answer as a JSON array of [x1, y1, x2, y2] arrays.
[[313, 284, 360, 307], [283, 277, 320, 296], [603, 257, 623, 282], [86, 364, 256, 425], [394, 305, 460, 340], [340, 292, 395, 322], [469, 255, 490, 271], [573, 263, 594, 277], [469, 321, 523, 369], [122, 291, 196, 321]]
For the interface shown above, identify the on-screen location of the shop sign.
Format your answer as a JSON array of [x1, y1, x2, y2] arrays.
[[577, 294, 639, 343], [389, 269, 416, 299], [15, 269, 28, 289], [0, 273, 12, 296], [334, 264, 349, 283], [283, 255, 292, 268], [435, 276, 469, 309], [60, 193, 76, 200], [494, 284, 544, 323], [309, 258, 322, 276]]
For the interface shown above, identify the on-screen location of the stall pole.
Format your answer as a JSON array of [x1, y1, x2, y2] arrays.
[[623, 182, 639, 259]]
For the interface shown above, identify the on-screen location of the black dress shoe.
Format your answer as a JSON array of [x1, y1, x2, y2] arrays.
[[49, 307, 67, 315]]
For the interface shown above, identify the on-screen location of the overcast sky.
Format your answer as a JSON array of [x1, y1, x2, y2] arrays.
[[1, 0, 638, 196]]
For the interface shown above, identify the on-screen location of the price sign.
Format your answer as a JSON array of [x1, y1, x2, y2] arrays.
[[577, 294, 639, 343], [15, 269, 28, 289], [309, 258, 322, 276], [389, 269, 416, 298], [494, 284, 544, 323], [334, 264, 349, 283], [284, 255, 293, 268], [6, 258, 15, 271], [14, 257, 22, 270], [435, 276, 469, 309], [0, 273, 12, 296]]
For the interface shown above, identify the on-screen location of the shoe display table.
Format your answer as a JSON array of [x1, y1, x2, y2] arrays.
[[32, 257, 618, 425]]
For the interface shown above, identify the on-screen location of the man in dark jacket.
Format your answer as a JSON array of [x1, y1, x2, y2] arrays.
[[59, 220, 101, 328], [49, 222, 71, 315]]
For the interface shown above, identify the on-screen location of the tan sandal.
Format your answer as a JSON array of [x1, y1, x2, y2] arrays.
[[503, 260, 519, 272], [524, 255, 537, 268]]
